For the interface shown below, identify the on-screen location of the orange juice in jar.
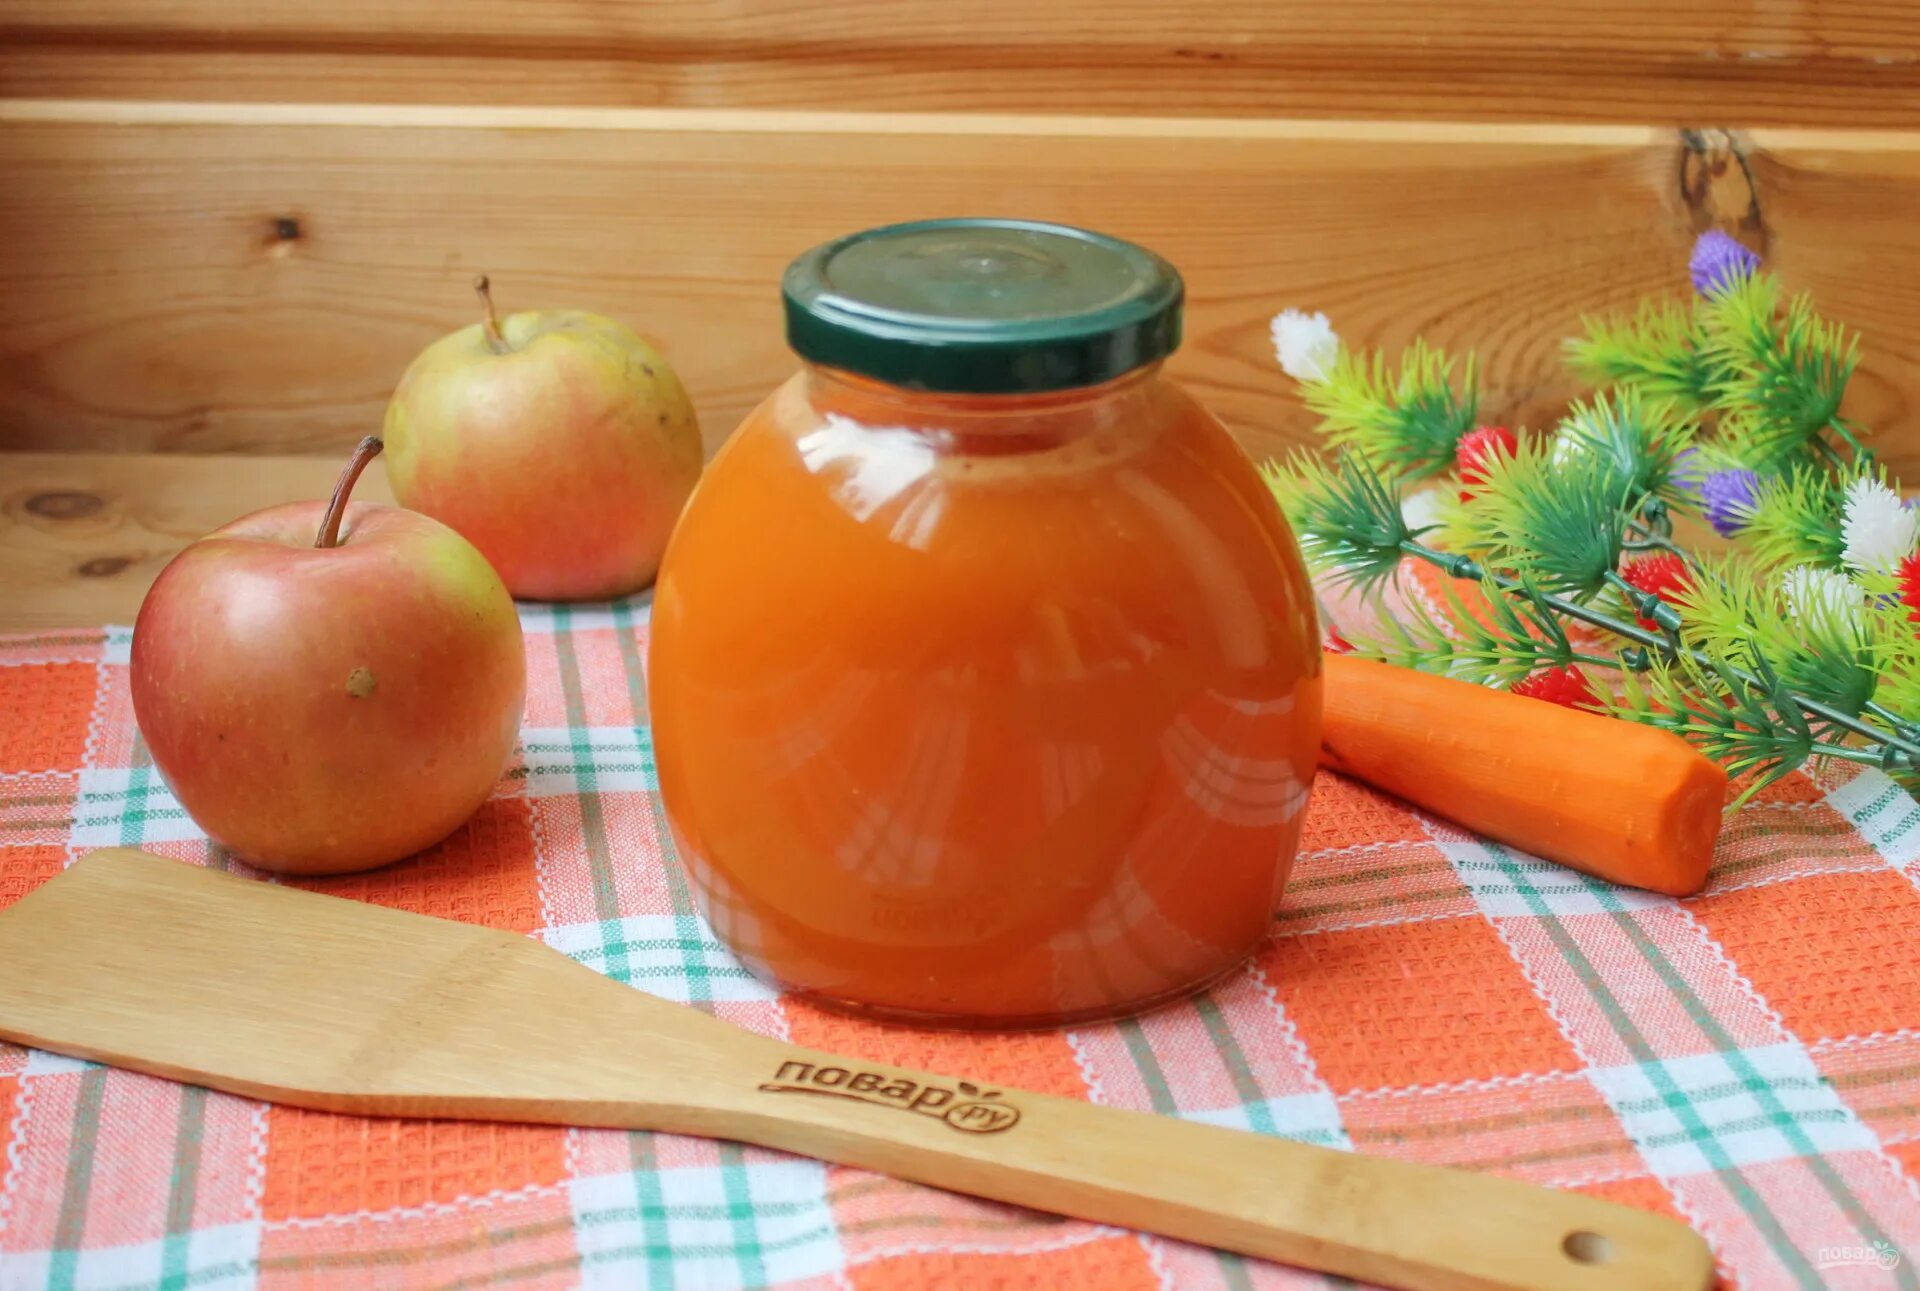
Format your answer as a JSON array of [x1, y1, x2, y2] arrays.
[[649, 220, 1320, 1026]]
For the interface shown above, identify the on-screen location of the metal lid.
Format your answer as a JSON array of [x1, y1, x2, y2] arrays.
[[781, 218, 1183, 394]]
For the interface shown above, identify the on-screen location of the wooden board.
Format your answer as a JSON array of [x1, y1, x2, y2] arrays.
[[0, 450, 393, 630], [7, 102, 1917, 474], [3, 1, 1918, 126]]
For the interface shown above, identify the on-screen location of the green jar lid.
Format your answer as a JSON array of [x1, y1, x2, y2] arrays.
[[781, 219, 1183, 394]]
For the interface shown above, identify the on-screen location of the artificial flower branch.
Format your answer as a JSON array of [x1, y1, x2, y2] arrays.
[[1268, 232, 1920, 797], [1273, 440, 1920, 774], [1402, 537, 1920, 771]]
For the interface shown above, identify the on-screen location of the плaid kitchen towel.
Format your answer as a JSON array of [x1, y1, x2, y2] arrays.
[[1, 588, 1918, 1289]]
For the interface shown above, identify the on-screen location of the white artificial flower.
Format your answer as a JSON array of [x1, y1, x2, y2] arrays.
[[1551, 433, 1584, 464], [1840, 476, 1919, 574], [1400, 486, 1447, 534], [1271, 309, 1340, 383], [1779, 565, 1860, 625]]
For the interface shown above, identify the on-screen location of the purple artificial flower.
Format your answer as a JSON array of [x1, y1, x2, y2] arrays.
[[1690, 230, 1760, 297], [1701, 468, 1762, 536]]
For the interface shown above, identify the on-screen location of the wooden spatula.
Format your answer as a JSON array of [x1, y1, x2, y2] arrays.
[[0, 849, 1711, 1291]]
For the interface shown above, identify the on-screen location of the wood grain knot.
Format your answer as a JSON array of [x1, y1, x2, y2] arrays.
[[26, 491, 104, 520], [76, 556, 133, 578], [265, 215, 305, 259], [1679, 129, 1765, 244]]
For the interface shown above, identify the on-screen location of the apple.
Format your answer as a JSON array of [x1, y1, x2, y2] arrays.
[[130, 437, 526, 875], [381, 277, 703, 600]]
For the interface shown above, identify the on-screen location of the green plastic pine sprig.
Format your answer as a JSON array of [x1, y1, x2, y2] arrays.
[[1730, 465, 1847, 569], [1674, 555, 1880, 721], [1345, 574, 1607, 688], [1700, 270, 1861, 467], [1442, 440, 1634, 600], [1556, 386, 1700, 506], [1261, 451, 1410, 592], [1301, 341, 1478, 480], [1566, 299, 1723, 412], [1864, 620, 1920, 737], [1604, 651, 1820, 802]]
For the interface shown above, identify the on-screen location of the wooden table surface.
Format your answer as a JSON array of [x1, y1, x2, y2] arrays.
[[0, 453, 394, 631], [0, 447, 1741, 634]]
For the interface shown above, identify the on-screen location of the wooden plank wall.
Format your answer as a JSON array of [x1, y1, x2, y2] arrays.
[[1, 3, 1917, 470], [6, 2, 1920, 125], [5, 106, 1920, 474]]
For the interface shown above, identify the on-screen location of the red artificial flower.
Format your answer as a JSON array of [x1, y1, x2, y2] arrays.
[[1509, 665, 1601, 710], [1325, 627, 1354, 654], [1618, 554, 1693, 629], [1456, 425, 1518, 501], [1900, 552, 1920, 625]]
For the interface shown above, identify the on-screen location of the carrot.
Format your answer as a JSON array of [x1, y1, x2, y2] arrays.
[[1319, 654, 1728, 897]]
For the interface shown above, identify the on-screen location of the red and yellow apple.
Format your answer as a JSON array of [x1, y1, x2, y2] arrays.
[[130, 437, 526, 875], [382, 278, 703, 600]]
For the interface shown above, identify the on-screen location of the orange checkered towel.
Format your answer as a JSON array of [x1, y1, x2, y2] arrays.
[[1, 602, 1918, 1290]]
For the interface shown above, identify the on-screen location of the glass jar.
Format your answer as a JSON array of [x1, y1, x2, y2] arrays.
[[649, 220, 1320, 1026]]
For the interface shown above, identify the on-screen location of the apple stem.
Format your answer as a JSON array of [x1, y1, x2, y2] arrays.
[[315, 436, 384, 550], [474, 274, 511, 355]]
